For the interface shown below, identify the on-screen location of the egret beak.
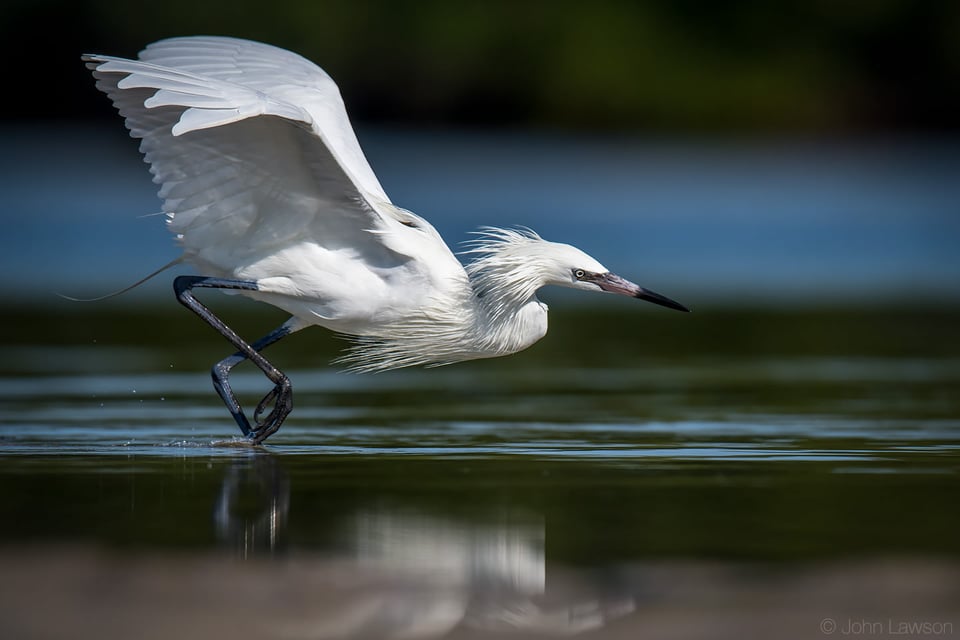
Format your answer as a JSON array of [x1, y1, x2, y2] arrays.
[[595, 273, 690, 312]]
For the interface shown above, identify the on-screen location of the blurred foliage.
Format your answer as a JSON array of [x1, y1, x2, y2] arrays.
[[6, 0, 959, 132], [4, 302, 959, 374]]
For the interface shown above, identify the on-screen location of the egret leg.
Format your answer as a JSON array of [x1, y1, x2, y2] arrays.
[[212, 323, 293, 438], [174, 275, 293, 444]]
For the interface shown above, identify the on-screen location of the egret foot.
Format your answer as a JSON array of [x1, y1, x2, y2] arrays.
[[250, 377, 293, 444]]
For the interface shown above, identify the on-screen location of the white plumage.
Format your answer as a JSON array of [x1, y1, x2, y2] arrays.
[[85, 36, 687, 442]]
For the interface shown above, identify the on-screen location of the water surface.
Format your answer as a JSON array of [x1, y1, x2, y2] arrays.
[[1, 305, 957, 638]]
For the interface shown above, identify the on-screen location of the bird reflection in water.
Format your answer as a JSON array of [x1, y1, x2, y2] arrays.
[[213, 453, 290, 558], [214, 454, 633, 637]]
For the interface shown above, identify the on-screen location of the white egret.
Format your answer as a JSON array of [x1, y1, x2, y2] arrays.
[[84, 36, 689, 444]]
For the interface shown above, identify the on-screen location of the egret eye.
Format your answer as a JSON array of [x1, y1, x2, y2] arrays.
[[574, 269, 586, 279]]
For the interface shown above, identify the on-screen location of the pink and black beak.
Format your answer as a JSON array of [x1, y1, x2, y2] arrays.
[[591, 272, 690, 312]]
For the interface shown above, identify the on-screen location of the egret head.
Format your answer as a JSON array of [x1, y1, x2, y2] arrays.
[[465, 228, 689, 313], [539, 241, 690, 312]]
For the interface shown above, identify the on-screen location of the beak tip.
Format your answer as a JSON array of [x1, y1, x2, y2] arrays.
[[635, 288, 690, 313]]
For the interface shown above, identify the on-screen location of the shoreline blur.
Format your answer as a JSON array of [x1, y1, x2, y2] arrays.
[[4, 124, 959, 307]]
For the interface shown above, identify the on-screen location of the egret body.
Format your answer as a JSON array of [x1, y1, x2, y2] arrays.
[[85, 36, 688, 444]]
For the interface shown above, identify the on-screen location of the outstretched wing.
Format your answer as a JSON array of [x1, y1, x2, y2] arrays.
[[137, 36, 389, 203], [84, 36, 463, 292]]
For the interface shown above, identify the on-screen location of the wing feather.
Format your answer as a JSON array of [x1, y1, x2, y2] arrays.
[[85, 36, 468, 330], [137, 36, 390, 202], [84, 39, 402, 273]]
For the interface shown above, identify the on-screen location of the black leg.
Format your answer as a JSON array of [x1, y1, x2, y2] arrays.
[[174, 275, 294, 444], [212, 323, 293, 438]]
